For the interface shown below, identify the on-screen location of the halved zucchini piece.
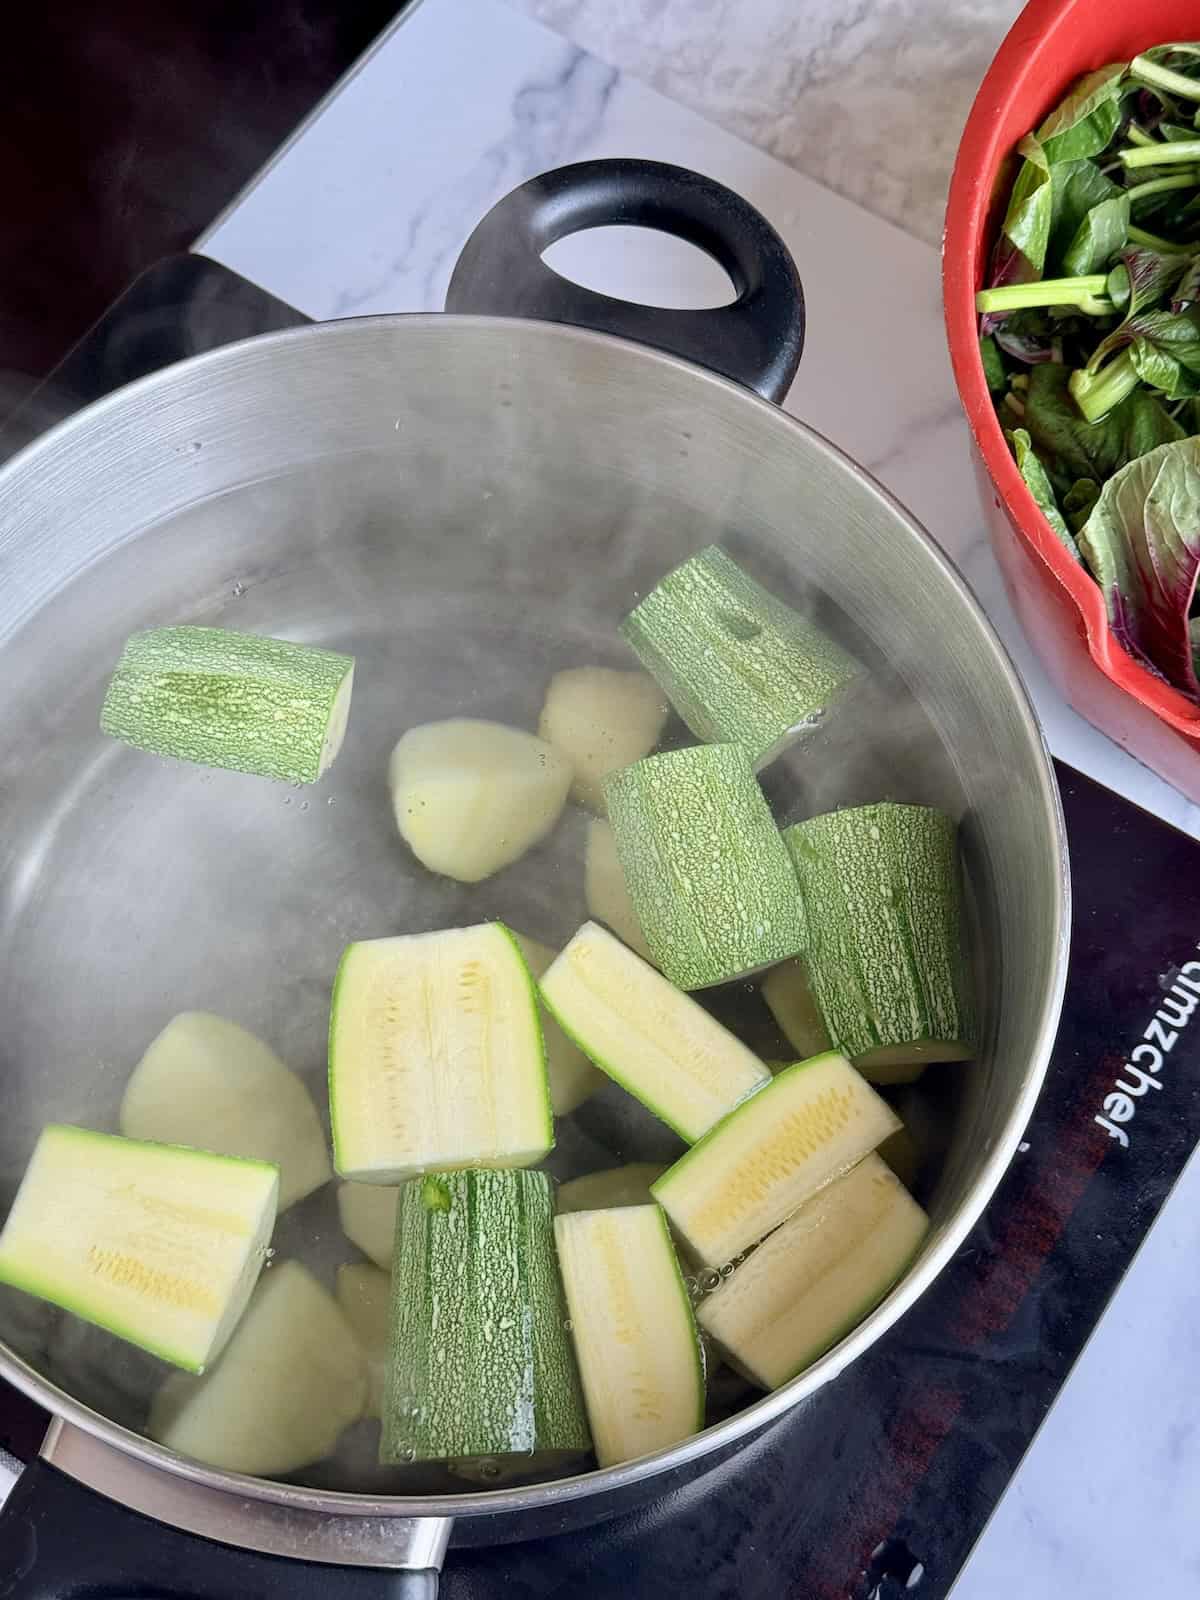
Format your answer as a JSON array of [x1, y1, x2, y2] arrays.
[[583, 817, 655, 964], [783, 803, 974, 1072], [539, 921, 769, 1143], [100, 625, 354, 784], [120, 1011, 330, 1212], [337, 1182, 400, 1269], [538, 667, 668, 812], [697, 1154, 928, 1387], [328, 922, 552, 1182], [389, 718, 571, 883], [336, 1262, 390, 1419], [554, 1204, 704, 1466], [150, 1261, 367, 1472], [652, 1052, 899, 1267], [0, 1125, 278, 1373], [510, 931, 604, 1116], [382, 1170, 589, 1465], [619, 544, 858, 768], [556, 1163, 667, 1214], [604, 744, 806, 990]]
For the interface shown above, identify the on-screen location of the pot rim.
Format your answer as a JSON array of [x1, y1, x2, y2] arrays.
[[0, 311, 1071, 1520], [942, 0, 1200, 736]]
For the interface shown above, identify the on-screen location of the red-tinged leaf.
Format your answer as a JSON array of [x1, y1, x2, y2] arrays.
[[1078, 437, 1200, 699]]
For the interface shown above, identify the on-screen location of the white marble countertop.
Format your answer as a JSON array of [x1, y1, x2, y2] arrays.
[[511, 0, 1027, 246], [199, 0, 1200, 1592]]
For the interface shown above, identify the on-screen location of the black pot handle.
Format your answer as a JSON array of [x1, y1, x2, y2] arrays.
[[445, 158, 804, 403], [0, 1458, 439, 1598]]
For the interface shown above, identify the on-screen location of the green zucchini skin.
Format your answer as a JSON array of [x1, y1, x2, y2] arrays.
[[783, 803, 975, 1067], [100, 625, 354, 784], [620, 545, 858, 767], [381, 1169, 589, 1465], [604, 743, 806, 990]]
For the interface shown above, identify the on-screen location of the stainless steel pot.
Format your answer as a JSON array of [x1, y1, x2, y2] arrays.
[[0, 160, 1069, 1594]]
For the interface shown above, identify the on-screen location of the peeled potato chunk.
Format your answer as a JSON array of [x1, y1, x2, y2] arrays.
[[337, 1182, 400, 1270], [120, 1011, 331, 1212], [389, 718, 571, 883], [336, 1262, 391, 1419], [556, 1162, 667, 1213], [148, 1261, 367, 1475], [584, 818, 655, 964], [538, 667, 668, 812]]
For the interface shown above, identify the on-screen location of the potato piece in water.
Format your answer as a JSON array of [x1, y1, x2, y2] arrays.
[[120, 1011, 331, 1212], [538, 667, 668, 813], [584, 818, 655, 965], [389, 718, 571, 883], [337, 1183, 400, 1270], [761, 960, 833, 1062], [336, 1263, 390, 1419], [149, 1261, 367, 1475], [878, 1123, 921, 1191], [556, 1163, 666, 1214]]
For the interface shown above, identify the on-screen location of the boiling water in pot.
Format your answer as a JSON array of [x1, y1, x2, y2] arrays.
[[0, 442, 976, 1495]]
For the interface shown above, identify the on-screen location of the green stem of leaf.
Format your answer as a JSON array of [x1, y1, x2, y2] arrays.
[[1130, 54, 1200, 103], [1127, 223, 1196, 254], [975, 275, 1111, 314], [1120, 139, 1200, 168], [1069, 350, 1141, 422], [1125, 123, 1160, 148], [1126, 171, 1200, 203]]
